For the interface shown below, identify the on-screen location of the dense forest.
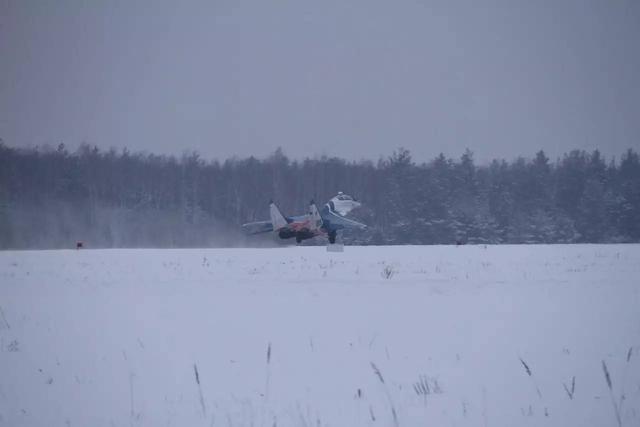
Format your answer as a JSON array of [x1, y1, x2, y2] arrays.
[[1, 139, 639, 249]]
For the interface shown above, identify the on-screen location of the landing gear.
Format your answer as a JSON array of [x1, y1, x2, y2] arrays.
[[328, 231, 337, 244], [296, 235, 302, 244]]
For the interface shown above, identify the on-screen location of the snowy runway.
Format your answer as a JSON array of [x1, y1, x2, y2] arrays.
[[1, 245, 639, 427]]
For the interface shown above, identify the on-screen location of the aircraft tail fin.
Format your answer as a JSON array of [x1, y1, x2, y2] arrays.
[[308, 201, 323, 231], [269, 201, 288, 230]]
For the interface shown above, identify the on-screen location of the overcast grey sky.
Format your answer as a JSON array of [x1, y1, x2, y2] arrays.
[[1, 0, 639, 163]]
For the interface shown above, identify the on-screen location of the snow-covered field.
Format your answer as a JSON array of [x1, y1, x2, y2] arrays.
[[1, 244, 639, 427]]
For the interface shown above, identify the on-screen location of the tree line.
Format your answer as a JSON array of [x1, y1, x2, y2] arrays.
[[0, 140, 639, 249]]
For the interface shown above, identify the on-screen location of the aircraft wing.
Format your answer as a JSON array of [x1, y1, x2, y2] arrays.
[[322, 208, 367, 230], [241, 220, 274, 235]]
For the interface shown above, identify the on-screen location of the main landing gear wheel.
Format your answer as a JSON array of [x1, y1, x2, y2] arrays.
[[328, 231, 337, 244]]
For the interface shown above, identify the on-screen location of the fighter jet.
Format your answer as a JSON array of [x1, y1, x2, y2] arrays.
[[242, 192, 366, 244]]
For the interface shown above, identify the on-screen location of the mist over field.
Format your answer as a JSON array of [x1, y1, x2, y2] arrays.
[[1, 143, 639, 249]]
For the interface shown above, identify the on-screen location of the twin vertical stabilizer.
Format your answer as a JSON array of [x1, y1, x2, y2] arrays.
[[309, 201, 323, 231], [269, 201, 288, 230]]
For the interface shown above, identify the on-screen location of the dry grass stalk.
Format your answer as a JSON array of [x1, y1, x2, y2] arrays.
[[563, 376, 576, 400], [602, 360, 622, 427], [370, 362, 398, 427], [194, 363, 207, 417]]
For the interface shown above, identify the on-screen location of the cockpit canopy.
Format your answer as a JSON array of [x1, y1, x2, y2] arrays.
[[329, 192, 361, 216], [335, 192, 356, 201]]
